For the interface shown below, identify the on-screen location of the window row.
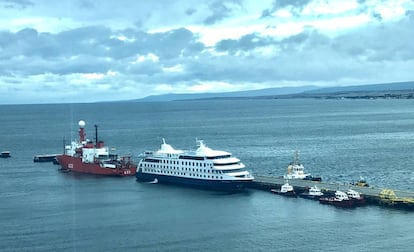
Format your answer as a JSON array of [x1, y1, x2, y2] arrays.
[[143, 168, 223, 179], [159, 159, 212, 167], [141, 163, 222, 173]]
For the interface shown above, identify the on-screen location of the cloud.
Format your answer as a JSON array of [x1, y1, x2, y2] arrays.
[[0, 0, 33, 9], [78, 0, 95, 9], [261, 0, 312, 18], [185, 8, 197, 16], [215, 33, 271, 53], [333, 11, 414, 61], [1, 0, 414, 104], [210, 10, 414, 85], [0, 26, 206, 76], [204, 0, 240, 25], [273, 0, 313, 9]]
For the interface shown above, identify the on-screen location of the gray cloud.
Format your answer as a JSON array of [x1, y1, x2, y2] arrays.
[[2, 12, 414, 88], [272, 0, 313, 9], [209, 14, 414, 84], [185, 7, 197, 16], [0, 0, 33, 9], [204, 1, 231, 25], [261, 0, 312, 18], [333, 13, 414, 62], [78, 0, 95, 9], [215, 33, 273, 53], [0, 25, 205, 79], [204, 0, 241, 25]]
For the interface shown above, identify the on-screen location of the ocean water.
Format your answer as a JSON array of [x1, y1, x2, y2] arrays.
[[0, 99, 413, 251]]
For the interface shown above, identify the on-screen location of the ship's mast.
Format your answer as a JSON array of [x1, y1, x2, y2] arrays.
[[63, 137, 66, 154], [293, 150, 300, 165], [94, 124, 98, 147]]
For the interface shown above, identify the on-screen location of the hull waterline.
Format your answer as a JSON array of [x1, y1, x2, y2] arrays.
[[57, 155, 136, 177], [136, 171, 251, 191]]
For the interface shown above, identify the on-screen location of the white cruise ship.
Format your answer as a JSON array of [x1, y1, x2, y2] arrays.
[[136, 139, 254, 191]]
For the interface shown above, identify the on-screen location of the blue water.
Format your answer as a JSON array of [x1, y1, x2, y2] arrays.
[[1, 99, 413, 251]]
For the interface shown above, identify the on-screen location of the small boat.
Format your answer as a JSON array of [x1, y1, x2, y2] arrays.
[[353, 176, 369, 187], [283, 150, 321, 181], [319, 190, 355, 208], [299, 185, 324, 200], [0, 151, 11, 158], [346, 189, 366, 206], [271, 181, 297, 197]]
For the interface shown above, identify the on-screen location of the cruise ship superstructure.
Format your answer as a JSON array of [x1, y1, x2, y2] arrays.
[[136, 139, 254, 190]]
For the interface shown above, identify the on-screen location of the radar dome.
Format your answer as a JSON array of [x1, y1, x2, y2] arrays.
[[78, 120, 86, 128]]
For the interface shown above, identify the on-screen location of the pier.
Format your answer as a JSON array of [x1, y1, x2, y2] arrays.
[[33, 154, 58, 163], [249, 175, 414, 210]]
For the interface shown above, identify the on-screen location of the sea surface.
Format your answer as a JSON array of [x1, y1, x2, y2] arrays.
[[0, 99, 413, 251]]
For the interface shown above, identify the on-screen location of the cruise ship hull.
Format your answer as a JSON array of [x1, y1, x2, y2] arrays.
[[136, 171, 252, 191], [57, 155, 136, 177]]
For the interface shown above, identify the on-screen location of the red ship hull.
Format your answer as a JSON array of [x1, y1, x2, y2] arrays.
[[57, 155, 136, 177]]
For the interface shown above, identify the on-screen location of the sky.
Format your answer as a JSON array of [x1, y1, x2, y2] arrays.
[[1, 0, 414, 104]]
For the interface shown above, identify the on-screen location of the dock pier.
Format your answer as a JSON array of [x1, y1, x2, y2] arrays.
[[33, 154, 59, 163], [249, 175, 414, 210]]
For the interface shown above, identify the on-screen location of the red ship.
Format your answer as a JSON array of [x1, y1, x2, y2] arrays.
[[56, 120, 136, 176]]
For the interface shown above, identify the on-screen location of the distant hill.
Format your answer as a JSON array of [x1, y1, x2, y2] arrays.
[[304, 81, 414, 94], [132, 86, 318, 102], [129, 81, 414, 102], [281, 81, 414, 99]]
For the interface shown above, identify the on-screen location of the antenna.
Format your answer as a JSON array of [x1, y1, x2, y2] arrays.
[[94, 124, 98, 146], [63, 137, 66, 154], [294, 150, 300, 165]]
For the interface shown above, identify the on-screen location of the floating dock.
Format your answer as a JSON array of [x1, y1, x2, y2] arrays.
[[249, 175, 414, 210], [33, 154, 58, 163]]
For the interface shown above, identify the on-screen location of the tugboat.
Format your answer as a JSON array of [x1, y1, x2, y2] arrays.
[[319, 190, 355, 208], [353, 176, 369, 187], [283, 150, 321, 181], [346, 189, 366, 206], [299, 185, 324, 200], [270, 181, 297, 197], [56, 120, 136, 176]]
